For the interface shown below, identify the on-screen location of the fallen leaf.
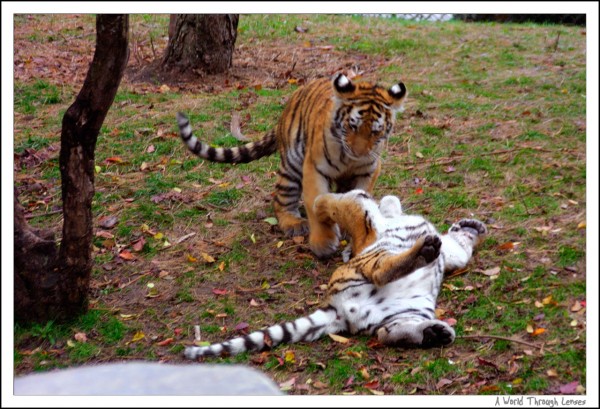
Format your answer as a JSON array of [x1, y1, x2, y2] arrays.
[[95, 230, 114, 239], [313, 380, 328, 389], [497, 241, 519, 251], [344, 375, 354, 388], [235, 322, 249, 332], [74, 332, 87, 343], [292, 235, 304, 244], [263, 332, 273, 348], [104, 156, 123, 164], [156, 338, 174, 346], [480, 385, 500, 392], [559, 381, 579, 394], [328, 333, 350, 344], [119, 250, 136, 261], [264, 217, 278, 226], [212, 288, 228, 296], [279, 377, 296, 391], [98, 215, 118, 229], [218, 261, 226, 272], [284, 350, 296, 364], [443, 318, 457, 326], [364, 379, 380, 389], [526, 324, 534, 333], [443, 166, 456, 173], [127, 331, 145, 345], [481, 266, 501, 276], [132, 237, 146, 252], [359, 367, 370, 380], [532, 328, 546, 336], [146, 144, 155, 153], [571, 301, 583, 312], [577, 221, 586, 229], [436, 378, 453, 389], [547, 369, 558, 377], [201, 252, 215, 263], [187, 254, 198, 263], [542, 295, 553, 305]]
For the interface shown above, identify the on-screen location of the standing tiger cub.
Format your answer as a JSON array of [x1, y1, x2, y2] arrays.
[[184, 189, 487, 360], [177, 74, 407, 258]]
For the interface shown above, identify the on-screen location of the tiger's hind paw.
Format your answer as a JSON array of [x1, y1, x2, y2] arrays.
[[420, 322, 455, 348], [450, 219, 487, 237]]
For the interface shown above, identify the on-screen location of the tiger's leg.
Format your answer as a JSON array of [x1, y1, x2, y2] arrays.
[[304, 168, 339, 259], [273, 162, 308, 237], [377, 318, 455, 348], [441, 219, 487, 273], [368, 235, 441, 287]]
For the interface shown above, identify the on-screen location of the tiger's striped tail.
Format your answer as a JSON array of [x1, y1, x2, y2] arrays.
[[177, 112, 277, 163], [184, 308, 338, 359]]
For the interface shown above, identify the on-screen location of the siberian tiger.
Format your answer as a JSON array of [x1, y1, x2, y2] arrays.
[[184, 189, 487, 359], [177, 73, 407, 259]]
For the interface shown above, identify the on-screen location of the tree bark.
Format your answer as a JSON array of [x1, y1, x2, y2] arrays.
[[14, 15, 130, 323], [162, 14, 239, 75]]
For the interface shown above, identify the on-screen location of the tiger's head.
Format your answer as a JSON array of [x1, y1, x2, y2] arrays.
[[332, 74, 407, 158]]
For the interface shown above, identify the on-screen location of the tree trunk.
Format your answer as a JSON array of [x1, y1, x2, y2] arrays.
[[162, 14, 239, 75], [14, 15, 130, 323]]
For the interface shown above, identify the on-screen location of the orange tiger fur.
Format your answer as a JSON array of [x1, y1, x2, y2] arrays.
[[177, 73, 407, 258]]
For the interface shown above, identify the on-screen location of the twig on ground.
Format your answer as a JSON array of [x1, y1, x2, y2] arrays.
[[457, 334, 543, 350], [25, 209, 62, 219]]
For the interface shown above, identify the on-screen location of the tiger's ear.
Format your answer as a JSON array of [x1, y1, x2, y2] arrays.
[[387, 81, 407, 109], [314, 191, 379, 256], [333, 73, 356, 96]]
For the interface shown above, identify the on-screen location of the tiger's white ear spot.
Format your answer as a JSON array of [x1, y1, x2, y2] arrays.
[[388, 82, 407, 100], [337, 74, 349, 87], [334, 73, 355, 94]]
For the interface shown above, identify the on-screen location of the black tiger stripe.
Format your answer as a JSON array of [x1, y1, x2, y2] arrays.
[[301, 324, 325, 342], [223, 148, 234, 162], [277, 169, 302, 185], [244, 334, 256, 351], [207, 147, 217, 161], [274, 195, 298, 208], [275, 183, 300, 193], [280, 323, 292, 344]]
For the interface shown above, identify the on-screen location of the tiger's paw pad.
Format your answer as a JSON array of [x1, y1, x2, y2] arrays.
[[450, 219, 487, 236], [421, 322, 455, 348], [419, 234, 441, 263]]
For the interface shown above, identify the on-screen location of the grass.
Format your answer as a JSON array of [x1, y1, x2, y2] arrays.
[[12, 14, 587, 396]]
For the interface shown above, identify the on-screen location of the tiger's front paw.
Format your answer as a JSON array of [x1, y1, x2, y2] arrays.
[[281, 219, 309, 238], [419, 234, 442, 264], [309, 227, 340, 260]]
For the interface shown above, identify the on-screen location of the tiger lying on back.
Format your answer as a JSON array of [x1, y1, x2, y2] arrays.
[[184, 189, 486, 359], [177, 74, 407, 259]]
